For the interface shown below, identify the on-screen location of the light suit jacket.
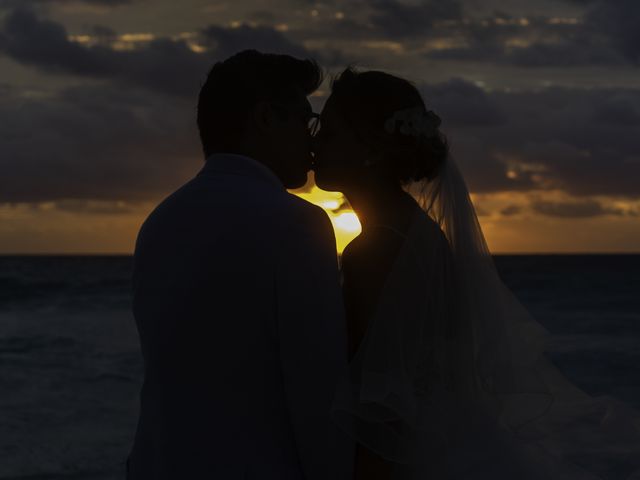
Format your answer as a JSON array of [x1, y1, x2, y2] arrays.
[[126, 153, 354, 479]]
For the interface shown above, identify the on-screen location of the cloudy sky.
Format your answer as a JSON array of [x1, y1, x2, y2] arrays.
[[1, 0, 639, 253]]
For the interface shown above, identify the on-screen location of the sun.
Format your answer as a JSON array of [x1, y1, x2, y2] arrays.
[[333, 212, 361, 233], [292, 186, 361, 253]]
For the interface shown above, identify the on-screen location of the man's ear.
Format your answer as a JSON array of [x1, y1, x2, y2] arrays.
[[250, 100, 275, 133]]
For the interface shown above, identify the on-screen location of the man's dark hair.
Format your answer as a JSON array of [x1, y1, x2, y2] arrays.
[[197, 50, 323, 157]]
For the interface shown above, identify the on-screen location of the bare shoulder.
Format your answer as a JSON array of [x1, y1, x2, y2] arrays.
[[341, 227, 408, 359], [342, 227, 406, 279]]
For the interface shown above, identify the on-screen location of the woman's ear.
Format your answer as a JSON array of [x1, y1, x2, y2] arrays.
[[364, 146, 385, 167]]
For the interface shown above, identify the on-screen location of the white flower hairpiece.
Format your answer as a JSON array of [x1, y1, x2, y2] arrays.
[[383, 106, 441, 138]]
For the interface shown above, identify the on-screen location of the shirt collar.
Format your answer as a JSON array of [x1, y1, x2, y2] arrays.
[[198, 153, 285, 191]]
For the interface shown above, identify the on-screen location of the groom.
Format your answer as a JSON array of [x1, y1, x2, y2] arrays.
[[126, 50, 354, 479]]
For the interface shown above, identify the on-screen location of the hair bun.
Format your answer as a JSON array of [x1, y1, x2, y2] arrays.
[[394, 131, 449, 184]]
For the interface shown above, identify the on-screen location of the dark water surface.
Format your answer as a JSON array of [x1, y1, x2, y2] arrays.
[[1, 255, 638, 478]]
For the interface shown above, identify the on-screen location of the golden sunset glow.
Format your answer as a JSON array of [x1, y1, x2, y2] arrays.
[[288, 187, 640, 255], [2, 2, 639, 255], [0, 184, 638, 255], [334, 212, 362, 234], [293, 186, 362, 252], [1, 186, 638, 255]]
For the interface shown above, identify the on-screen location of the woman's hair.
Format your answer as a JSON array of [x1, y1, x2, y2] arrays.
[[197, 50, 323, 156], [329, 66, 449, 184]]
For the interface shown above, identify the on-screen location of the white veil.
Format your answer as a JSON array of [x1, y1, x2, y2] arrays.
[[330, 156, 640, 479]]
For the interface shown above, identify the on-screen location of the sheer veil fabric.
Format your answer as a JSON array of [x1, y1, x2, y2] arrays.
[[330, 157, 640, 479]]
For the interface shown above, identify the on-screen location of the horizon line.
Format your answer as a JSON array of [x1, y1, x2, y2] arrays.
[[1, 252, 639, 257]]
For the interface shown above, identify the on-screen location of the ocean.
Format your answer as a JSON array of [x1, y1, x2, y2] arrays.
[[1, 255, 639, 479]]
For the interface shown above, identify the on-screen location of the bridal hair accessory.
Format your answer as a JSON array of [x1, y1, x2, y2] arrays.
[[364, 106, 442, 167], [384, 106, 441, 138]]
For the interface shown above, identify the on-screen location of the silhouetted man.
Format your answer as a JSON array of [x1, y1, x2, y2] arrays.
[[127, 50, 353, 480]]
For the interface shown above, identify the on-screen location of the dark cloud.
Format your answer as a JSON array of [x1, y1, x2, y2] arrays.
[[201, 22, 348, 68], [531, 199, 626, 217], [585, 0, 640, 64], [500, 205, 523, 216], [2, 75, 639, 205], [0, 7, 318, 97], [0, 0, 131, 7], [368, 0, 462, 38], [49, 199, 137, 215], [495, 83, 640, 197], [246, 10, 277, 24], [414, 0, 640, 68], [425, 13, 628, 67], [593, 100, 640, 126], [0, 84, 201, 203], [280, 0, 462, 48], [420, 78, 507, 127], [201, 24, 310, 60], [1, 4, 639, 207], [414, 79, 640, 198], [0, 7, 210, 96], [448, 145, 540, 195], [445, 13, 532, 60], [536, 0, 640, 66], [506, 40, 625, 67], [0, 6, 111, 75], [0, 8, 333, 205], [89, 25, 118, 42]]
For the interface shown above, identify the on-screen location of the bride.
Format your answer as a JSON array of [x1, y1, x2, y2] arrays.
[[312, 67, 640, 480]]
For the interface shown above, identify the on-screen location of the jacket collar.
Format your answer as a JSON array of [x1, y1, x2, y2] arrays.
[[197, 153, 285, 191]]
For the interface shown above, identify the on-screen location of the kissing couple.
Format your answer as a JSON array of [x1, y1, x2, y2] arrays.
[[126, 50, 640, 479]]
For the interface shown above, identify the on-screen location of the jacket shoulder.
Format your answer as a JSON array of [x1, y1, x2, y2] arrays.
[[279, 193, 335, 236]]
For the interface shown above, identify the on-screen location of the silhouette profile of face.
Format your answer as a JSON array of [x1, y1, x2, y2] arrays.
[[257, 91, 315, 189], [313, 95, 375, 192]]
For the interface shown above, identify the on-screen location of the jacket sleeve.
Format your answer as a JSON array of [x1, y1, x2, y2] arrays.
[[275, 202, 354, 480]]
